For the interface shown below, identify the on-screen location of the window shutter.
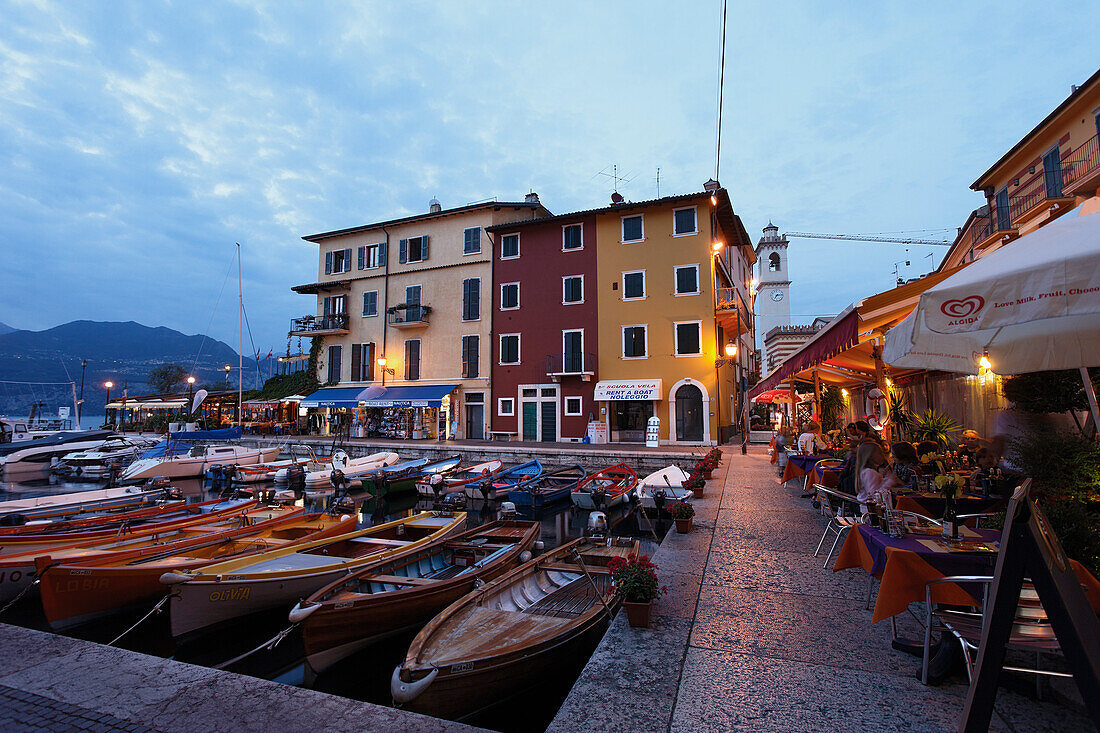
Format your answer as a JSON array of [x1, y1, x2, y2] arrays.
[[378, 241, 386, 261], [366, 343, 375, 381], [421, 235, 429, 261], [469, 335, 478, 378], [461, 336, 470, 378], [399, 239, 407, 264], [470, 278, 479, 320], [323, 297, 331, 316], [358, 246, 365, 270], [324, 251, 332, 274], [343, 248, 351, 272], [351, 343, 361, 381]]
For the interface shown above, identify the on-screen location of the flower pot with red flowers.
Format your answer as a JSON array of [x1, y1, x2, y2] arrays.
[[607, 553, 666, 628], [669, 500, 695, 533], [705, 448, 723, 466], [694, 460, 714, 480], [682, 473, 706, 498]]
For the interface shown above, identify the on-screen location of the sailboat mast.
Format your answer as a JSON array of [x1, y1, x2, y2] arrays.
[[237, 242, 243, 426]]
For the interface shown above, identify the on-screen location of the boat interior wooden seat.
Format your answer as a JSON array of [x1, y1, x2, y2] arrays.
[[420, 606, 571, 663], [366, 574, 433, 586]]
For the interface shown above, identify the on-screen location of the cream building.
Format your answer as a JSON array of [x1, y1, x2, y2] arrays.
[[292, 196, 549, 439]]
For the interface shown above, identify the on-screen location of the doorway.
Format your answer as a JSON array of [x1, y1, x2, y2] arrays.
[[675, 384, 704, 441], [519, 385, 558, 442], [464, 392, 484, 440]]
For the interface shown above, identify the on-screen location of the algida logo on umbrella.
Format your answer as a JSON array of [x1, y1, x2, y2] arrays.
[[940, 296, 985, 325]]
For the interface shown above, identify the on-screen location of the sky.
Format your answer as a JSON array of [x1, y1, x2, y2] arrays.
[[1, 1, 1098, 354]]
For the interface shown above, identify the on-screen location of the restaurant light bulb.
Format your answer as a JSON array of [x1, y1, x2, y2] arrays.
[[979, 354, 992, 370], [749, 277, 759, 291], [377, 356, 387, 367], [841, 388, 848, 398], [712, 241, 724, 253], [710, 194, 718, 206], [885, 378, 892, 387], [725, 341, 737, 357]]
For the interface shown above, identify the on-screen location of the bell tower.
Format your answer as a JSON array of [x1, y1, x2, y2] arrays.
[[755, 222, 791, 374]]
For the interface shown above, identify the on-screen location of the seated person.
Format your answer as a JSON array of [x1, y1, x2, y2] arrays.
[[957, 429, 983, 461], [854, 442, 904, 506], [797, 420, 827, 454], [836, 423, 863, 492], [969, 447, 1018, 495], [889, 441, 920, 489]]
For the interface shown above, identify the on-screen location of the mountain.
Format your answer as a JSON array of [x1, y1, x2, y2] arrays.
[[0, 321, 278, 418], [0, 322, 15, 335]]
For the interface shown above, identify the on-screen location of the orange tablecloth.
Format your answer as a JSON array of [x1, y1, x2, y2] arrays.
[[807, 467, 838, 489], [834, 525, 1100, 624]]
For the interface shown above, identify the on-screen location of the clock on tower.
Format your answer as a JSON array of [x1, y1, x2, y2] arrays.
[[754, 223, 791, 373], [770, 289, 784, 302]]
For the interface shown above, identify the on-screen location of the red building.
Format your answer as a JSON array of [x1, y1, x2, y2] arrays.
[[486, 214, 598, 441]]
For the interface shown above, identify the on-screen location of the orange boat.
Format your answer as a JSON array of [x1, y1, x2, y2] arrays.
[[0, 497, 259, 556], [0, 499, 188, 536], [37, 508, 355, 630]]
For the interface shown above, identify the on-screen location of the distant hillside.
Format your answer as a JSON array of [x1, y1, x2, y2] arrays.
[[0, 321, 278, 418], [0, 322, 15, 335]]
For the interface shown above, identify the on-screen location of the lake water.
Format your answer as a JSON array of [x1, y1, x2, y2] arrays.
[[0, 459, 667, 731]]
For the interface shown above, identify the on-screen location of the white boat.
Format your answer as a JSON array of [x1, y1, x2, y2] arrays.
[[233, 449, 330, 484], [303, 451, 400, 490], [0, 485, 170, 522], [1, 430, 114, 476], [54, 436, 160, 478], [119, 443, 281, 482], [635, 465, 694, 510]]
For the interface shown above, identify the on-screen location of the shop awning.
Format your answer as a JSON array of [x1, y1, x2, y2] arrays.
[[105, 400, 187, 410], [749, 308, 860, 397], [593, 379, 664, 401], [300, 387, 372, 408], [241, 400, 280, 408], [360, 384, 457, 408]]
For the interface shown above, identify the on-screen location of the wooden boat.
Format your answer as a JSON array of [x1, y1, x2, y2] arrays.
[[507, 464, 586, 508], [635, 465, 694, 510], [467, 460, 543, 500], [0, 497, 258, 556], [0, 499, 188, 536], [290, 520, 540, 676], [570, 463, 637, 510], [0, 501, 285, 604], [304, 451, 400, 491], [417, 460, 503, 497], [162, 511, 468, 642], [360, 455, 462, 498], [0, 485, 171, 524], [37, 508, 354, 630], [392, 536, 640, 720]]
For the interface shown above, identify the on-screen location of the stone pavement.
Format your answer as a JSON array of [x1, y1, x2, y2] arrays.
[[549, 447, 1092, 733]]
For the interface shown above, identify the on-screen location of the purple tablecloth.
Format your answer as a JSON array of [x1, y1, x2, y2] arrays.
[[855, 524, 999, 578]]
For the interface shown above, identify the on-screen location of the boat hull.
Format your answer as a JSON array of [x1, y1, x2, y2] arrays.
[[570, 490, 628, 510]]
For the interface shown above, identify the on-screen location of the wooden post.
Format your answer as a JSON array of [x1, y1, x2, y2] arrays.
[[871, 337, 892, 445], [813, 369, 822, 424]]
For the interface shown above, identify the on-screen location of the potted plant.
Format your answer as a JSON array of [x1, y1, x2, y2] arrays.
[[682, 472, 706, 498], [669, 500, 695, 533], [607, 553, 666, 628], [694, 458, 717, 480], [706, 448, 723, 465]]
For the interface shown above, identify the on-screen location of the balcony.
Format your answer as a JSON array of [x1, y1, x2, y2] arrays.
[[1063, 134, 1100, 197], [715, 287, 752, 337], [386, 304, 430, 329], [288, 313, 349, 337], [546, 353, 595, 381], [1006, 170, 1075, 228], [970, 209, 1017, 251]]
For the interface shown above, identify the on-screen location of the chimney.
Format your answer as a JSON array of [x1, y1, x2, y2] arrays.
[[524, 192, 540, 205], [428, 197, 441, 213]]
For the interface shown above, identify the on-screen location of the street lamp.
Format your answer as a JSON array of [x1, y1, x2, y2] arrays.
[[377, 356, 395, 386], [104, 381, 113, 428], [725, 341, 737, 357], [224, 364, 232, 384], [187, 376, 196, 413], [78, 358, 87, 426]]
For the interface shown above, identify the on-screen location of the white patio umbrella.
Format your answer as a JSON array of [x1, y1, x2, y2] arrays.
[[883, 208, 1100, 428]]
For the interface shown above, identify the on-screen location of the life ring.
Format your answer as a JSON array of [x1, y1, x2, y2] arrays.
[[867, 387, 890, 430]]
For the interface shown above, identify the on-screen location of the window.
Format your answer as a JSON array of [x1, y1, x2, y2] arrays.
[[501, 282, 519, 310], [327, 344, 342, 383], [623, 325, 647, 358], [500, 334, 520, 364], [404, 285, 424, 321], [501, 233, 519, 259], [463, 227, 481, 255], [399, 235, 429, 264], [562, 275, 583, 304], [404, 339, 421, 380], [498, 397, 515, 416], [621, 215, 644, 243], [461, 335, 479, 378], [351, 342, 375, 381], [674, 264, 700, 295], [563, 330, 583, 372], [324, 294, 348, 315], [462, 278, 480, 321], [325, 248, 352, 274], [675, 321, 702, 356], [622, 270, 645, 300], [362, 290, 378, 317], [564, 396, 583, 416], [562, 224, 583, 250], [358, 243, 384, 269], [673, 207, 697, 236], [768, 253, 780, 272]]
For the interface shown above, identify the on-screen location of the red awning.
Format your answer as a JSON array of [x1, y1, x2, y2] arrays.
[[748, 307, 859, 398]]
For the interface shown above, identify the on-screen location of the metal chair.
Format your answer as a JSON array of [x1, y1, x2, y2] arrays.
[[813, 484, 866, 568]]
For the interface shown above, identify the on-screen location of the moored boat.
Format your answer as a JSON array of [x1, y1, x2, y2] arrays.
[[290, 519, 540, 676], [507, 464, 586, 508], [570, 463, 637, 510], [635, 465, 694, 510], [53, 436, 160, 478], [37, 507, 354, 630], [391, 535, 639, 721], [360, 455, 463, 498], [1, 430, 114, 476], [119, 442, 281, 482], [161, 510, 468, 642], [466, 460, 543, 500], [417, 460, 503, 497], [304, 451, 400, 491], [0, 485, 172, 525]]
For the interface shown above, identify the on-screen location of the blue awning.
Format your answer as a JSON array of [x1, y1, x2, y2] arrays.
[[361, 384, 457, 408], [300, 387, 371, 408]]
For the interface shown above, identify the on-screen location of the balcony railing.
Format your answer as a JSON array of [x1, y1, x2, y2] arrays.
[[716, 287, 753, 332], [386, 305, 430, 327], [546, 352, 596, 377], [289, 313, 349, 335], [1063, 134, 1100, 195], [970, 208, 1015, 249]]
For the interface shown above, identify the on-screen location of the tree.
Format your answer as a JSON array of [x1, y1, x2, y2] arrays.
[[1002, 368, 1100, 435], [148, 363, 188, 393]]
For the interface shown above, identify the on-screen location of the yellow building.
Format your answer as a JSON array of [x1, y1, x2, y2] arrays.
[[593, 184, 754, 445], [944, 67, 1100, 269], [292, 196, 549, 439]]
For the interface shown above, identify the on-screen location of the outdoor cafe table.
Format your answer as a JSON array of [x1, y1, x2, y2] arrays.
[[834, 524, 1100, 624], [893, 492, 1004, 519], [808, 466, 839, 489], [781, 454, 834, 483]]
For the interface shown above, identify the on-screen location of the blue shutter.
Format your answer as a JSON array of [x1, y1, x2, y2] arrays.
[[343, 248, 352, 272], [358, 246, 365, 270], [323, 297, 331, 316], [324, 251, 332, 274], [399, 239, 407, 264], [421, 235, 429, 261], [378, 241, 386, 262], [470, 278, 480, 320]]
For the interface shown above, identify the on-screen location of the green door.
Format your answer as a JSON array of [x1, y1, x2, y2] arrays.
[[540, 401, 557, 442], [522, 402, 538, 441]]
